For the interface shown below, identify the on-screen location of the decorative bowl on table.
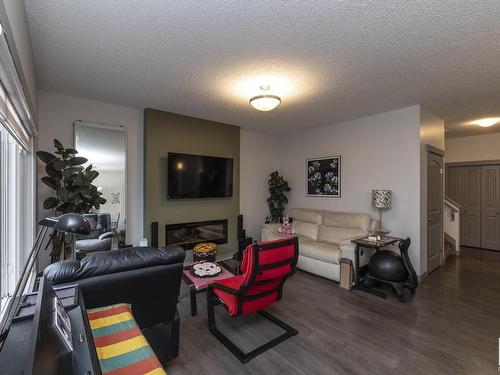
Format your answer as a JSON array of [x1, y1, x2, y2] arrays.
[[189, 262, 222, 278], [368, 230, 391, 242], [192, 242, 217, 262]]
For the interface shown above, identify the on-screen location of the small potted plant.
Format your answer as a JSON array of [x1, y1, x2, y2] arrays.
[[266, 171, 291, 223]]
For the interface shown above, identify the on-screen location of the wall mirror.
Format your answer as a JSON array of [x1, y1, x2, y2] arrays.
[[74, 121, 126, 248]]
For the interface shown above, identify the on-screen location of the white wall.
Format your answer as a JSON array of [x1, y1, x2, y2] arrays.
[[446, 132, 500, 163], [96, 170, 126, 232], [419, 108, 445, 274], [35, 94, 440, 277], [37, 91, 143, 269], [240, 129, 281, 240], [279, 106, 425, 274]]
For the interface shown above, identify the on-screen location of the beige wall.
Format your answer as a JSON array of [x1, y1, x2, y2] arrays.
[[279, 106, 425, 274], [240, 129, 281, 240], [446, 132, 500, 163], [37, 91, 143, 269], [419, 108, 445, 275], [144, 109, 240, 258]]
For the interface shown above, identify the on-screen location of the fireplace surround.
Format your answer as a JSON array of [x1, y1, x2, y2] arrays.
[[165, 219, 228, 250]]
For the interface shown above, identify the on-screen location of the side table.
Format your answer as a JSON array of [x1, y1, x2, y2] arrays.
[[351, 236, 402, 298], [182, 261, 238, 316]]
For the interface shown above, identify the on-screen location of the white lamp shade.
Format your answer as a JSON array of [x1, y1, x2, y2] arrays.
[[372, 190, 392, 209], [249, 95, 281, 111]]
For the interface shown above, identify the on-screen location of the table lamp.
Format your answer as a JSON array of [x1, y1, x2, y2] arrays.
[[372, 189, 392, 233]]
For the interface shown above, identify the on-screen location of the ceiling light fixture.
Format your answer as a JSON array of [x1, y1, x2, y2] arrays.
[[249, 85, 281, 111], [471, 117, 500, 127]]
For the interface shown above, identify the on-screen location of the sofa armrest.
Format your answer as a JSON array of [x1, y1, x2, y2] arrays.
[[261, 223, 282, 241], [339, 236, 375, 276], [262, 223, 281, 233], [99, 231, 114, 240], [43, 260, 81, 284], [338, 238, 357, 263]]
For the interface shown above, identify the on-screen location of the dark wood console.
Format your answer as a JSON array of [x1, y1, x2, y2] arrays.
[[0, 284, 101, 374]]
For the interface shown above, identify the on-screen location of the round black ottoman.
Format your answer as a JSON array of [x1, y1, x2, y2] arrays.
[[368, 250, 407, 282]]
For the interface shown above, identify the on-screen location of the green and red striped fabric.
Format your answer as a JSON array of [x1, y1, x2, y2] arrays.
[[87, 303, 166, 375]]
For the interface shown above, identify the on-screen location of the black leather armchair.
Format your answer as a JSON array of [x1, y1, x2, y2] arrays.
[[43, 245, 185, 364], [75, 213, 114, 255]]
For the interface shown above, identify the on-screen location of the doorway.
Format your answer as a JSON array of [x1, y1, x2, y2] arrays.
[[446, 161, 500, 251], [427, 149, 444, 273]]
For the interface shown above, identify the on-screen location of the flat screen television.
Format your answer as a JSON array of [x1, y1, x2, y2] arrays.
[[168, 153, 233, 199]]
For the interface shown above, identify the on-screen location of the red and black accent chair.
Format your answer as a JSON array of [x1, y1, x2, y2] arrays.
[[206, 237, 299, 363]]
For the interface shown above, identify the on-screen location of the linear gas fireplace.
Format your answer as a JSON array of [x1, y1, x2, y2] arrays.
[[165, 219, 228, 250]]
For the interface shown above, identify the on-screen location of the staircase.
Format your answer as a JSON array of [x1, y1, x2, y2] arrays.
[[444, 196, 461, 259]]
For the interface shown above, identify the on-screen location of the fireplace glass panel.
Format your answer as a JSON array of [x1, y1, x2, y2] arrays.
[[165, 219, 228, 249]]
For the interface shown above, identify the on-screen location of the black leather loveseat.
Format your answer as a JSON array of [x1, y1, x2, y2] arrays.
[[43, 245, 185, 364]]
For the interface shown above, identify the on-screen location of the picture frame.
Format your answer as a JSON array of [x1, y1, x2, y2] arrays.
[[306, 156, 341, 198], [53, 296, 73, 352]]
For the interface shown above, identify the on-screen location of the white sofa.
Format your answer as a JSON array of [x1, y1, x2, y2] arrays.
[[262, 208, 379, 282]]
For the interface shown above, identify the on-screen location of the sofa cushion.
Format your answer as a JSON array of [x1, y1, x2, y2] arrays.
[[299, 240, 340, 265], [292, 220, 320, 240], [290, 208, 323, 225], [264, 231, 312, 244], [317, 225, 366, 245], [322, 211, 371, 231]]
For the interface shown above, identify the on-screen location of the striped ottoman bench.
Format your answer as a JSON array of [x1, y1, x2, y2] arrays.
[[87, 303, 166, 375]]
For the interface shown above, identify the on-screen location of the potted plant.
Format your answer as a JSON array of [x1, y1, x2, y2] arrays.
[[266, 171, 291, 223], [37, 139, 106, 261]]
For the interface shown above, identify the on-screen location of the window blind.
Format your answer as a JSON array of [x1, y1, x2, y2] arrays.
[[0, 81, 30, 150]]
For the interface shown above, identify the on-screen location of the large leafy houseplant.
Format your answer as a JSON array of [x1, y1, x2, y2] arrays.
[[37, 139, 106, 260], [267, 171, 291, 223]]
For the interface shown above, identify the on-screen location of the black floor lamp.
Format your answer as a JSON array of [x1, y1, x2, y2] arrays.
[[0, 214, 90, 346]]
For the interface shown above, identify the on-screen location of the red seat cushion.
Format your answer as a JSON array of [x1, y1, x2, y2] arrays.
[[213, 277, 283, 316], [211, 238, 297, 316], [212, 275, 244, 316]]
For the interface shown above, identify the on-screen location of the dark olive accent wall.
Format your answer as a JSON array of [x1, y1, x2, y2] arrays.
[[144, 109, 240, 257]]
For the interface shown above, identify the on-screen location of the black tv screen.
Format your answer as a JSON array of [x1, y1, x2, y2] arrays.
[[168, 153, 233, 199]]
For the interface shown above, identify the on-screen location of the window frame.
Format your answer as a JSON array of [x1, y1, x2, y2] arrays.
[[0, 105, 35, 317]]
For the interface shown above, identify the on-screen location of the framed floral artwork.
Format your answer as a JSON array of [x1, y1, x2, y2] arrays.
[[306, 156, 341, 197]]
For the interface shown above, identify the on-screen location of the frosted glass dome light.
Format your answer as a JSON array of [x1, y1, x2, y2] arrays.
[[471, 117, 500, 127], [249, 84, 281, 111], [249, 94, 281, 111]]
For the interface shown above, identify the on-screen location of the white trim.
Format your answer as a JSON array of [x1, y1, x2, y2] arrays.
[[74, 120, 125, 132], [73, 120, 128, 241], [444, 197, 460, 212], [0, 2, 36, 130]]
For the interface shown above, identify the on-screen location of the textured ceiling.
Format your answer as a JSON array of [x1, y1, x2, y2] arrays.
[[25, 1, 500, 135]]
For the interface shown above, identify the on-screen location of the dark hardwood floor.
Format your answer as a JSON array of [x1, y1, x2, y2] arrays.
[[168, 248, 500, 374]]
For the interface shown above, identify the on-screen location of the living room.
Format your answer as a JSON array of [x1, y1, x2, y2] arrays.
[[0, 1, 499, 374]]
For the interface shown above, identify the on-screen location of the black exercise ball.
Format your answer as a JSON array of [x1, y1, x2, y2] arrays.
[[368, 250, 407, 282]]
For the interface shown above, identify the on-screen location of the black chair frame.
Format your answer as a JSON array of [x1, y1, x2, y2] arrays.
[[207, 237, 299, 363], [363, 237, 418, 302]]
